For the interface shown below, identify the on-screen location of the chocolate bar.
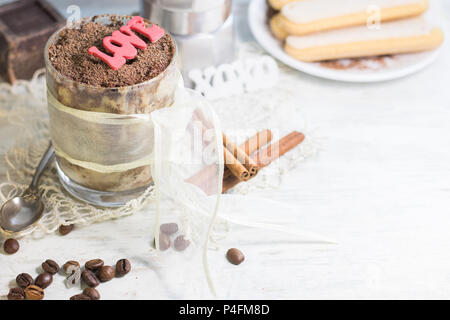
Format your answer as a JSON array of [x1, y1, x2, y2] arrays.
[[0, 0, 64, 83]]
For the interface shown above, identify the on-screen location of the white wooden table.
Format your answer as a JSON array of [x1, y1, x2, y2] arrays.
[[1, 0, 450, 299]]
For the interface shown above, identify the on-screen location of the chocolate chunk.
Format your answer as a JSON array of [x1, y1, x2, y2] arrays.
[[0, 0, 64, 83]]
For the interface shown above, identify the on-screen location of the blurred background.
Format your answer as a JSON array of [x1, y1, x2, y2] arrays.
[[0, 0, 448, 42], [0, 0, 255, 43]]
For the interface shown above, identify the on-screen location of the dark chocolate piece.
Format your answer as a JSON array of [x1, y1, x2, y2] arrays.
[[0, 0, 64, 83]]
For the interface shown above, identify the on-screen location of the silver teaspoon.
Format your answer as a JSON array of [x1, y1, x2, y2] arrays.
[[0, 143, 55, 233]]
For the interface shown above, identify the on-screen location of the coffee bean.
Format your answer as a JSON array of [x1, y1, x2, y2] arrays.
[[81, 269, 100, 287], [85, 259, 104, 271], [16, 273, 33, 288], [25, 285, 44, 300], [226, 248, 245, 265], [63, 260, 80, 274], [8, 287, 25, 300], [42, 259, 60, 274], [83, 287, 100, 300], [70, 294, 91, 300], [59, 224, 74, 235], [174, 235, 190, 251], [115, 259, 131, 276], [3, 238, 19, 254], [35, 272, 53, 289], [160, 223, 179, 235], [155, 233, 171, 251], [98, 266, 115, 282]]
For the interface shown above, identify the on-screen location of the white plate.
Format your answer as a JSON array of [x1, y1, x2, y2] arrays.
[[248, 0, 443, 82]]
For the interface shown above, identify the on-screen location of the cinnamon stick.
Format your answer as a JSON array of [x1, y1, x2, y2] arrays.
[[222, 131, 305, 193], [223, 133, 259, 179], [223, 147, 249, 181], [223, 129, 273, 179], [186, 129, 273, 187], [242, 129, 273, 156]]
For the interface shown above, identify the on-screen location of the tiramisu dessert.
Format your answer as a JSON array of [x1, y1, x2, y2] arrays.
[[45, 15, 179, 205]]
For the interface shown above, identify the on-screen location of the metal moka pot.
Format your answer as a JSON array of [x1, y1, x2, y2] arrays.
[[142, 0, 235, 87]]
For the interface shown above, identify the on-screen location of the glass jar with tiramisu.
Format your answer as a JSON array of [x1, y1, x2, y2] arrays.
[[45, 15, 180, 207]]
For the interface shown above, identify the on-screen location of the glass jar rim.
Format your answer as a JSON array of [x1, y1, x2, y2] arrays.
[[44, 14, 178, 91]]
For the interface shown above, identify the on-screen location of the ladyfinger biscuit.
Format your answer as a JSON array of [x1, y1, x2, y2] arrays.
[[268, 0, 300, 11], [284, 18, 444, 62], [270, 14, 289, 40], [280, 0, 429, 36]]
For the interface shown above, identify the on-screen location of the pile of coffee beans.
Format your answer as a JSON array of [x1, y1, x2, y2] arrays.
[[156, 223, 191, 252], [69, 258, 131, 300], [6, 258, 131, 300], [7, 259, 61, 300]]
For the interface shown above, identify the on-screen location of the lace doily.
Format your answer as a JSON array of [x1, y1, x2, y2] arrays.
[[0, 43, 319, 239]]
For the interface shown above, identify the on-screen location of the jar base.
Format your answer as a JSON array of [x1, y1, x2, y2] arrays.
[[56, 162, 151, 208]]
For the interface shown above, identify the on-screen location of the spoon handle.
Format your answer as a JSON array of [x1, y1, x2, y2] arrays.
[[29, 142, 55, 191]]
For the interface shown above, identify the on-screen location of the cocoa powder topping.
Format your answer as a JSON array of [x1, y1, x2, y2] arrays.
[[48, 16, 175, 87]]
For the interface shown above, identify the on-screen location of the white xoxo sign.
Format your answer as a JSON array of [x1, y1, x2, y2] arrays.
[[188, 56, 279, 100]]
